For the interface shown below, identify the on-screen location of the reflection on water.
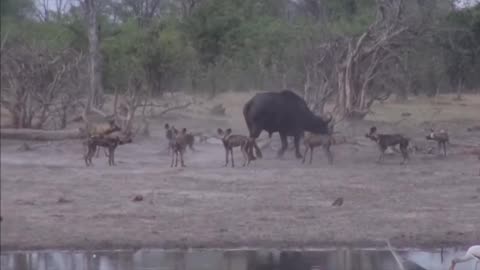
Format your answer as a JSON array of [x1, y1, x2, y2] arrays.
[[0, 247, 474, 270]]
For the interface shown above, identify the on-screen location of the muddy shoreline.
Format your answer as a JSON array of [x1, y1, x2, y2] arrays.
[[1, 238, 477, 252]]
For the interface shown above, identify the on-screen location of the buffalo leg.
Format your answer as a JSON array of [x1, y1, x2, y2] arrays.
[[247, 125, 262, 160], [294, 135, 303, 159], [250, 140, 262, 159], [277, 133, 288, 157], [107, 147, 112, 166]]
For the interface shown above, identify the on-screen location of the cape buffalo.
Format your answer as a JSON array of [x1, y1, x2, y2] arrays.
[[243, 90, 332, 159]]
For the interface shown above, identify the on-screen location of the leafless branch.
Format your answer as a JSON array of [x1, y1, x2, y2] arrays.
[[157, 102, 192, 117]]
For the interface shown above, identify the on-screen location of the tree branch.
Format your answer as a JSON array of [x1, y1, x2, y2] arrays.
[[157, 102, 192, 117]]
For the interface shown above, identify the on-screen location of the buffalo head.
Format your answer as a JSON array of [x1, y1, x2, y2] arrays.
[[308, 113, 333, 134]]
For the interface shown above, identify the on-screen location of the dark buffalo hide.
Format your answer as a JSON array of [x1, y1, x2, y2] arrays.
[[243, 90, 331, 159]]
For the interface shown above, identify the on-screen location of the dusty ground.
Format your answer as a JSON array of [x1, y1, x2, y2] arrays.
[[1, 92, 480, 251]]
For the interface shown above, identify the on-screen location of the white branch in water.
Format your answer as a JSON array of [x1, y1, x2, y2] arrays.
[[386, 239, 406, 270]]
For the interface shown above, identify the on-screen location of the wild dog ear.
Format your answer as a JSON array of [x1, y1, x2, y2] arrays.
[[226, 128, 232, 135], [182, 128, 187, 134], [369, 126, 377, 134], [217, 128, 224, 135], [165, 123, 170, 129]]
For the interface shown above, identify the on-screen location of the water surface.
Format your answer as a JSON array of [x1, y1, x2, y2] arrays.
[[1, 247, 474, 270]]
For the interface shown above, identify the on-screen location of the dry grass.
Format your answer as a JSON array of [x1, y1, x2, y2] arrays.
[[366, 94, 480, 124]]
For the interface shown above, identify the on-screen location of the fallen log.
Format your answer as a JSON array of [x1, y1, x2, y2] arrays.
[[0, 128, 85, 141]]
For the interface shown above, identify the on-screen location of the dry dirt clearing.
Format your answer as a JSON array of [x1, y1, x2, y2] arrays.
[[1, 92, 479, 251]]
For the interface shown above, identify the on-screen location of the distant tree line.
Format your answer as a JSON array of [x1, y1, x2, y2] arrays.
[[1, 0, 479, 128]]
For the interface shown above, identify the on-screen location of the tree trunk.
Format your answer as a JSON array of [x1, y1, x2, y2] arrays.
[[336, 67, 346, 115], [190, 67, 198, 93], [455, 78, 463, 100], [344, 48, 354, 114], [60, 106, 67, 129], [208, 66, 217, 99], [303, 68, 311, 102], [85, 0, 102, 110], [396, 51, 410, 102], [359, 82, 367, 110], [1, 128, 85, 141], [281, 72, 287, 89], [395, 83, 408, 102]]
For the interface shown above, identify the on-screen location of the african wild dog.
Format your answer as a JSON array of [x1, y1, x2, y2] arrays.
[[170, 128, 189, 167], [365, 126, 409, 164], [84, 132, 132, 167], [302, 132, 335, 165], [85, 119, 122, 158], [217, 128, 255, 167], [426, 128, 449, 156], [165, 123, 176, 154], [165, 123, 196, 153]]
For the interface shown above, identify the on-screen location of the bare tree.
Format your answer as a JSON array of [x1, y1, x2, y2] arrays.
[[179, 0, 202, 18], [33, 0, 72, 21], [117, 76, 148, 132], [103, 0, 166, 23], [82, 0, 103, 112], [124, 0, 163, 20], [302, 0, 427, 120], [1, 43, 86, 129], [53, 0, 70, 19], [302, 37, 342, 114]]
